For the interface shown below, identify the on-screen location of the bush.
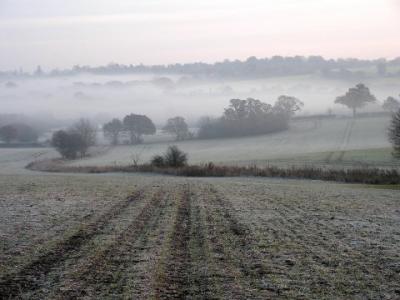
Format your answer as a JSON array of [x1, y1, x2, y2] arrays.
[[150, 155, 165, 167], [164, 146, 188, 167], [150, 146, 188, 168], [51, 130, 84, 159]]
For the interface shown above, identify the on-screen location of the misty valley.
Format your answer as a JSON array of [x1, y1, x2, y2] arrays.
[[1, 1, 400, 299]]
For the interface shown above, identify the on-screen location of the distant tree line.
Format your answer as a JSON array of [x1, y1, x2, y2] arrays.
[[0, 123, 38, 144], [103, 114, 192, 145], [100, 96, 303, 147], [2, 56, 400, 79], [198, 96, 303, 139], [48, 83, 400, 160]]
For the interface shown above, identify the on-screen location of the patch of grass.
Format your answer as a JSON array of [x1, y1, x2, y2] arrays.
[[363, 184, 400, 190]]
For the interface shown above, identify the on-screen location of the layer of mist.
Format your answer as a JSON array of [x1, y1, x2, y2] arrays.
[[0, 72, 398, 129]]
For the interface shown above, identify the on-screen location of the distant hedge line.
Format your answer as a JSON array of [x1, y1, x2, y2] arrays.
[[27, 160, 400, 185]]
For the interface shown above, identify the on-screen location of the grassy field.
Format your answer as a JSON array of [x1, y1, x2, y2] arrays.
[[0, 173, 399, 299], [68, 115, 396, 169], [0, 148, 57, 175], [0, 115, 395, 174]]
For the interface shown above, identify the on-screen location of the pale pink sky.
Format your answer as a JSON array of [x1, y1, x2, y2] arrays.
[[0, 0, 399, 70]]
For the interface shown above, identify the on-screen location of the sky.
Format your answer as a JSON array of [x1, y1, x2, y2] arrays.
[[0, 0, 399, 71]]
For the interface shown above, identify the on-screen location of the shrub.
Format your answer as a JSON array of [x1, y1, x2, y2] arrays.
[[150, 146, 188, 168], [51, 130, 84, 159], [164, 146, 188, 167], [150, 155, 165, 167]]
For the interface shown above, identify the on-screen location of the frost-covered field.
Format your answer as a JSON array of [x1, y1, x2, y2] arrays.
[[1, 174, 399, 298], [0, 115, 394, 174], [69, 115, 394, 168], [0, 148, 57, 175]]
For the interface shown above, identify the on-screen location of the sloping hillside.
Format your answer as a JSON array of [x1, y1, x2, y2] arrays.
[[69, 115, 395, 168]]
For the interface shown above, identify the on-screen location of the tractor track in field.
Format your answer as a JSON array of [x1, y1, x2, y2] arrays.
[[154, 184, 193, 299], [153, 182, 276, 299], [53, 186, 170, 299], [197, 184, 277, 299], [325, 119, 354, 164], [1, 178, 399, 299], [0, 183, 156, 299]]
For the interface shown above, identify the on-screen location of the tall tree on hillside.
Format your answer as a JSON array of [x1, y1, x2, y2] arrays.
[[163, 116, 190, 141], [103, 118, 123, 145], [70, 119, 97, 157], [123, 114, 156, 144], [382, 96, 400, 113], [389, 108, 400, 158], [335, 83, 377, 117]]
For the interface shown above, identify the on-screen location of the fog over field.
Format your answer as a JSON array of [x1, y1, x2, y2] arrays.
[[1, 73, 398, 125], [2, 1, 400, 299]]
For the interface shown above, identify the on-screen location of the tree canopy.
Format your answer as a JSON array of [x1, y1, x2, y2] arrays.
[[273, 95, 304, 116], [103, 118, 123, 145], [223, 98, 272, 121], [163, 116, 190, 141], [382, 96, 400, 113], [123, 114, 156, 144], [51, 130, 84, 159], [198, 97, 302, 139], [334, 83, 377, 116], [70, 119, 97, 156], [0, 123, 38, 144]]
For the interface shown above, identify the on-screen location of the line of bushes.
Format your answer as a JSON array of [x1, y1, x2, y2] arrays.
[[26, 160, 400, 185]]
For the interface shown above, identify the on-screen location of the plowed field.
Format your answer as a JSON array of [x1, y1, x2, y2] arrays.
[[0, 174, 399, 299]]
